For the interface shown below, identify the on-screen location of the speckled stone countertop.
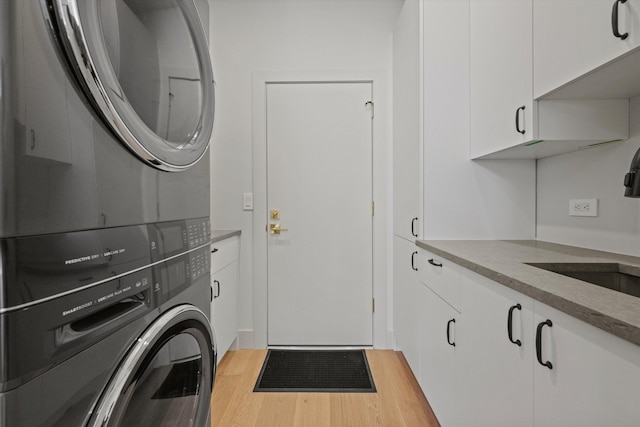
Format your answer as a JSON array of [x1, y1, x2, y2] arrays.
[[211, 229, 241, 244], [416, 240, 640, 347]]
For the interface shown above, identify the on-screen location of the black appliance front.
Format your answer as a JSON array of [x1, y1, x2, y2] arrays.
[[0, 1, 216, 423], [0, 218, 216, 426], [0, 0, 214, 239], [88, 305, 215, 426]]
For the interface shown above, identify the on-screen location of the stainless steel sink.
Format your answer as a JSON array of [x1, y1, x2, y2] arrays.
[[526, 263, 640, 299]]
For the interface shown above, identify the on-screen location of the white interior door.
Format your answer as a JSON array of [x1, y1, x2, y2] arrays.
[[266, 82, 373, 346]]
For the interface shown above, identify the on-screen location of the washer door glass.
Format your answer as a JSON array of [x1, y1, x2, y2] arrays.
[[90, 306, 215, 426], [50, 0, 215, 171]]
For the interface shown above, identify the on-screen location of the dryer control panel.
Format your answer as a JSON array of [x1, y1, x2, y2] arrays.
[[188, 219, 211, 248], [149, 218, 211, 261]]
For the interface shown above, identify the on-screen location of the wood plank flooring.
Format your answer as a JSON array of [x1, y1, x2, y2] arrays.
[[210, 350, 440, 427]]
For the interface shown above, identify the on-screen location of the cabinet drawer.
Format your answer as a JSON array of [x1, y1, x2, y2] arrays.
[[417, 248, 461, 311], [211, 236, 240, 273]]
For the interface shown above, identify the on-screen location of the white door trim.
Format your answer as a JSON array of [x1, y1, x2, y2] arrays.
[[252, 69, 390, 349]]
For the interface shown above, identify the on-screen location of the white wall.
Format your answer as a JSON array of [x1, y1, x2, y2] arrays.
[[537, 96, 640, 256], [209, 0, 402, 348]]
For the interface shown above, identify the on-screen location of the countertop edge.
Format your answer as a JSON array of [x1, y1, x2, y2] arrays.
[[416, 240, 640, 348], [211, 229, 241, 244]]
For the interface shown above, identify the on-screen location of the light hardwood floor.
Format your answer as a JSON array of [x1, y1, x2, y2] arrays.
[[210, 349, 440, 427]]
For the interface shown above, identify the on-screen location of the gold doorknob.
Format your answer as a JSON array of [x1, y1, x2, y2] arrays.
[[270, 223, 288, 234]]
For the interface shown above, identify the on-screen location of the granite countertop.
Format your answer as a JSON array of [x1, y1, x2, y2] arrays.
[[416, 239, 640, 347], [211, 229, 241, 244]]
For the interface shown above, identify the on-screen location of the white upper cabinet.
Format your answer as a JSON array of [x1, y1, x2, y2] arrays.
[[469, 0, 630, 160], [469, 0, 533, 159], [393, 0, 422, 241], [534, 0, 640, 99]]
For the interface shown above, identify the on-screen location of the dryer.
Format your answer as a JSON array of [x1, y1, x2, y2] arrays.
[[0, 0, 217, 425], [0, 0, 214, 238]]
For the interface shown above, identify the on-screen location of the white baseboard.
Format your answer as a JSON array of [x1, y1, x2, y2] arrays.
[[234, 329, 395, 350], [237, 329, 255, 349], [387, 329, 396, 350]]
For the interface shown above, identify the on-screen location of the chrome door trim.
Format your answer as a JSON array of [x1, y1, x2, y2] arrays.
[[49, 0, 215, 172], [89, 305, 216, 426]]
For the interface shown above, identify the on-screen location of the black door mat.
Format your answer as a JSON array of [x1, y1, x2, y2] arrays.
[[254, 349, 376, 393]]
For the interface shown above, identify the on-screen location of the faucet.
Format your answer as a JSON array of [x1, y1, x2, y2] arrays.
[[624, 146, 640, 197]]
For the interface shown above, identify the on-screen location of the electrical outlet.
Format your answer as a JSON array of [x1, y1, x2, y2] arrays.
[[569, 199, 598, 217]]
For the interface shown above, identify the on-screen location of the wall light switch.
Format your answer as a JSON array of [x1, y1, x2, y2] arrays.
[[569, 199, 598, 217], [243, 193, 254, 211]]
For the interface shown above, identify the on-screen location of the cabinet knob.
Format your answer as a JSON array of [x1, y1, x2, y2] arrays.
[[447, 318, 456, 347], [536, 319, 553, 369], [428, 259, 443, 268], [507, 304, 522, 347], [515, 106, 526, 135], [213, 280, 221, 299], [612, 0, 629, 40]]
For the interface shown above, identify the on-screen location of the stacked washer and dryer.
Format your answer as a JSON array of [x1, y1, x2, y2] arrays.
[[0, 0, 217, 425]]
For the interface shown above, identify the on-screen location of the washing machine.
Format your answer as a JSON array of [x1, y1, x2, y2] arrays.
[[0, 0, 217, 425]]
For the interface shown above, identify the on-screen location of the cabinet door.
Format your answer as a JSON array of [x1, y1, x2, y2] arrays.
[[211, 261, 238, 360], [534, 0, 640, 98], [393, 236, 421, 377], [458, 271, 534, 427], [419, 282, 458, 427], [393, 0, 422, 241], [469, 0, 533, 158], [533, 301, 640, 426]]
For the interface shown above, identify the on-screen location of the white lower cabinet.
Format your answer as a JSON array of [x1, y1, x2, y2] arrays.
[[210, 236, 239, 363], [397, 251, 640, 426], [417, 249, 461, 311], [418, 282, 458, 427], [393, 236, 421, 377], [458, 270, 534, 427], [533, 301, 640, 427]]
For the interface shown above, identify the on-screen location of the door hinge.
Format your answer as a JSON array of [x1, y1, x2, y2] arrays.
[[372, 298, 375, 313], [365, 101, 374, 119], [372, 201, 375, 216]]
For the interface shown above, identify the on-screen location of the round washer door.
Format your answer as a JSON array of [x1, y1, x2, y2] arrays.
[[89, 305, 216, 427], [50, 0, 215, 171]]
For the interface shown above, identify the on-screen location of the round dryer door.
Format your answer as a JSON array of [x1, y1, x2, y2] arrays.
[[49, 0, 215, 171], [89, 306, 216, 427]]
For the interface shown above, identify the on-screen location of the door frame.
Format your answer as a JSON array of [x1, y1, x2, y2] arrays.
[[252, 69, 389, 349]]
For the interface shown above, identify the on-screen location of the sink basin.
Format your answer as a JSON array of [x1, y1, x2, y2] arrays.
[[526, 263, 640, 299]]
